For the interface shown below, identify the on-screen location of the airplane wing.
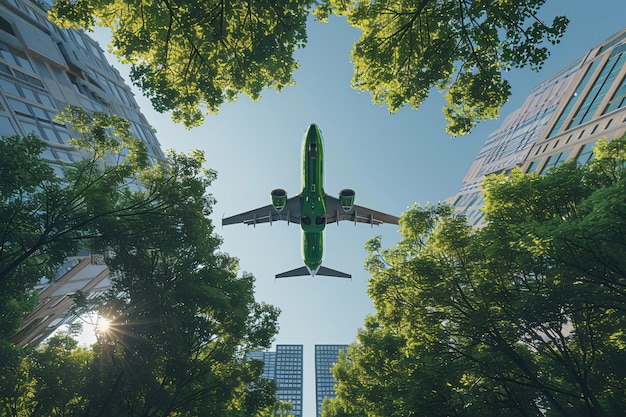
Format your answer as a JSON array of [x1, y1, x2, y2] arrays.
[[325, 195, 400, 226], [222, 196, 301, 226]]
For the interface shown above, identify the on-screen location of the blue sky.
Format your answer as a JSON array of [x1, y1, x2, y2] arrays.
[[87, 3, 625, 416]]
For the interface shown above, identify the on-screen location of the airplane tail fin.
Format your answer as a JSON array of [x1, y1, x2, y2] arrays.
[[275, 266, 351, 279]]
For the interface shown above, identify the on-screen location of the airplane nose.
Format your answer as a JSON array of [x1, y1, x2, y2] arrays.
[[305, 123, 320, 141]]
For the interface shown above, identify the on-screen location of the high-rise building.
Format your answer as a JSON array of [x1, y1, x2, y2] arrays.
[[1, 0, 165, 345], [522, 29, 626, 174], [449, 28, 626, 227], [247, 345, 304, 417], [247, 350, 278, 380], [315, 344, 348, 417]]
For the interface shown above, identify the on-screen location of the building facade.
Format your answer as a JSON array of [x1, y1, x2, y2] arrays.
[[1, 0, 165, 345], [315, 344, 348, 417], [449, 28, 626, 227], [12, 254, 110, 347], [247, 345, 304, 417], [247, 344, 349, 417], [522, 29, 626, 174]]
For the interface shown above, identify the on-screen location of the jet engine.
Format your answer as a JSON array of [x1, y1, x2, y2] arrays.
[[271, 189, 287, 212], [339, 189, 355, 213]]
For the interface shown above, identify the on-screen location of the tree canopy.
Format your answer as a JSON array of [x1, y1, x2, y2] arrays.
[[0, 107, 151, 292], [49, 0, 567, 134], [1, 108, 154, 371], [1, 108, 281, 417], [82, 145, 281, 416], [50, 0, 311, 128], [323, 133, 626, 417], [315, 0, 568, 135]]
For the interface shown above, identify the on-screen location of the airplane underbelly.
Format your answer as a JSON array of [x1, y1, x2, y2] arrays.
[[302, 231, 323, 271], [300, 194, 326, 232]]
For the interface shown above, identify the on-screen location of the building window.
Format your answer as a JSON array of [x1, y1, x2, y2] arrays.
[[568, 51, 626, 128], [604, 74, 626, 114], [0, 115, 16, 136], [0, 77, 19, 95], [0, 16, 16, 36], [13, 69, 44, 88], [575, 142, 596, 165], [540, 151, 570, 174], [0, 43, 35, 73], [547, 59, 600, 137]]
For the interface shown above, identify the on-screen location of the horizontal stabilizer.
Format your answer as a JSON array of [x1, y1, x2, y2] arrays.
[[316, 266, 351, 279], [275, 266, 352, 279], [276, 266, 311, 279]]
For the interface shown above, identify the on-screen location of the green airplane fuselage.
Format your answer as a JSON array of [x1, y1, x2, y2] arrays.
[[300, 124, 326, 274]]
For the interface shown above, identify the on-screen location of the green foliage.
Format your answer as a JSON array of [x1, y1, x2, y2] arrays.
[[1, 109, 281, 416], [254, 400, 295, 417], [1, 334, 94, 417], [0, 133, 63, 292], [325, 134, 626, 417], [0, 108, 153, 292], [49, 0, 567, 134], [76, 146, 280, 416], [49, 0, 312, 128], [315, 0, 568, 135]]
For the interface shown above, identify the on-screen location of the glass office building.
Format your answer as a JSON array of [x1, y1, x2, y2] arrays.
[[2, 0, 165, 345], [247, 345, 304, 417], [315, 345, 348, 417], [248, 344, 349, 417], [449, 28, 626, 227], [523, 29, 626, 174]]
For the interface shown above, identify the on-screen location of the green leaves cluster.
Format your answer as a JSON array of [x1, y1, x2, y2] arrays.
[[49, 0, 567, 134], [324, 134, 626, 417], [0, 106, 149, 281], [50, 0, 311, 128], [82, 146, 281, 416], [315, 0, 568, 135], [1, 334, 94, 417], [1, 108, 281, 416]]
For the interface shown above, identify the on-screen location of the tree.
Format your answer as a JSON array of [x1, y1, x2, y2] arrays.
[[0, 333, 94, 417], [49, 0, 567, 134], [75, 146, 280, 417], [254, 400, 296, 417], [49, 0, 311, 128], [1, 108, 281, 416], [0, 108, 153, 376], [324, 134, 626, 417], [0, 107, 153, 291], [315, 0, 568, 135]]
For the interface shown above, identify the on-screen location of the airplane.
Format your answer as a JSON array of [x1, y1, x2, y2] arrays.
[[222, 124, 399, 279]]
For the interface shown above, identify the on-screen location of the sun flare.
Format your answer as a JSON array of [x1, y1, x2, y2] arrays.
[[96, 316, 112, 334]]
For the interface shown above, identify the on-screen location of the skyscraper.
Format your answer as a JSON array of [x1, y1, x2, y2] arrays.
[[247, 344, 304, 417], [522, 29, 626, 174], [315, 344, 348, 417], [449, 28, 626, 227], [1, 0, 165, 345]]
